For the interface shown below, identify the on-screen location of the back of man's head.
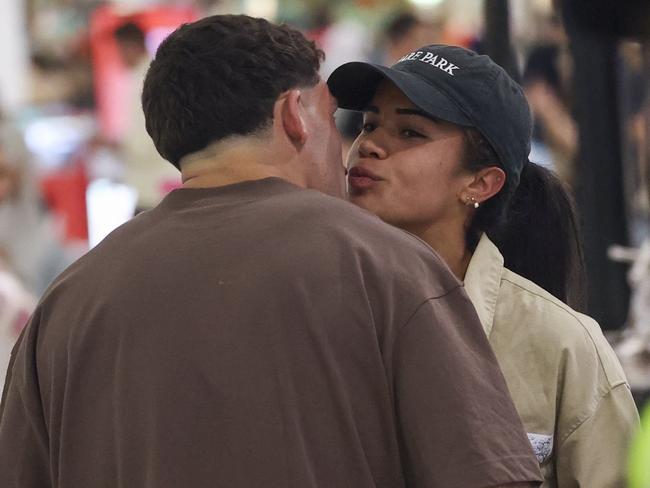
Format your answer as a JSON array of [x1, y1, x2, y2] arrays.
[[142, 15, 324, 168]]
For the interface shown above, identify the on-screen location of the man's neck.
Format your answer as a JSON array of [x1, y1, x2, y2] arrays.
[[180, 139, 305, 189], [182, 164, 276, 189]]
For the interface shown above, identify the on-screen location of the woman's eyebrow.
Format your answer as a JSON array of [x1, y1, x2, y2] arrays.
[[361, 106, 439, 123], [395, 108, 439, 122]]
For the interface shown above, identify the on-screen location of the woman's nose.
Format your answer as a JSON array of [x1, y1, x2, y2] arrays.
[[358, 134, 387, 159]]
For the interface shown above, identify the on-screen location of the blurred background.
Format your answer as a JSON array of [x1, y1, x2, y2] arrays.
[[0, 0, 648, 402]]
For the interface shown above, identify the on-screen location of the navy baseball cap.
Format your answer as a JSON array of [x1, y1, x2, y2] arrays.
[[327, 44, 532, 187]]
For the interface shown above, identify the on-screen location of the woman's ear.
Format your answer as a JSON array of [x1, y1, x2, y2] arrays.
[[279, 89, 307, 145], [463, 166, 506, 205]]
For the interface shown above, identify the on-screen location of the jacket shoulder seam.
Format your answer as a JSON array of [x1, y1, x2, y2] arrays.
[[558, 382, 631, 446], [500, 275, 622, 387]]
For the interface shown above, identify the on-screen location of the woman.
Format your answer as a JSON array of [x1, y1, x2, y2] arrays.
[[328, 44, 639, 487]]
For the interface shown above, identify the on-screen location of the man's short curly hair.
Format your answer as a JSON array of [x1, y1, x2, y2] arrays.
[[142, 15, 324, 167]]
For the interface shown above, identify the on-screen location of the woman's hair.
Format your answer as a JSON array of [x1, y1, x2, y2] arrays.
[[462, 128, 586, 311]]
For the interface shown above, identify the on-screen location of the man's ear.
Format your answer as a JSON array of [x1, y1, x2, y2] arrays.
[[463, 166, 506, 204], [279, 89, 307, 146]]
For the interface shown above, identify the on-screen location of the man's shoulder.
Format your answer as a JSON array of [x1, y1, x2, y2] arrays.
[[285, 189, 437, 253], [273, 189, 460, 295]]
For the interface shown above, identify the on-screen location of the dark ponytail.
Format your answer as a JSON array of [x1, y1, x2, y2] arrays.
[[489, 163, 586, 311], [463, 129, 586, 311]]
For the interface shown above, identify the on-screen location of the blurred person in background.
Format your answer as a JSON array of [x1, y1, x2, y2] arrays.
[[619, 42, 649, 230], [523, 13, 578, 185], [0, 134, 37, 391], [382, 11, 442, 65], [0, 15, 542, 488], [315, 6, 373, 79], [0, 117, 67, 391], [329, 43, 639, 487], [0, 120, 68, 296], [114, 21, 180, 212]]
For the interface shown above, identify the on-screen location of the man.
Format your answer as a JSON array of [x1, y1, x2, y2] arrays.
[[0, 15, 541, 487]]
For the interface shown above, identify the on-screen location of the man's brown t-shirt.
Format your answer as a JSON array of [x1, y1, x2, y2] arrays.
[[0, 178, 541, 487]]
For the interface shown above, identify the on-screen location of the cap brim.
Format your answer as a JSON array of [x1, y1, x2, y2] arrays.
[[327, 62, 472, 127]]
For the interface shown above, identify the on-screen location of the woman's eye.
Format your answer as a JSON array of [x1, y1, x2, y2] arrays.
[[401, 129, 424, 138], [362, 122, 376, 133]]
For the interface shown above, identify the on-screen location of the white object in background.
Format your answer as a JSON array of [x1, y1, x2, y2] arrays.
[[145, 26, 177, 56], [608, 239, 650, 390], [407, 0, 445, 8], [0, 0, 30, 111], [243, 0, 278, 19], [609, 239, 650, 338], [23, 113, 97, 171], [110, 0, 159, 12], [318, 19, 374, 79], [86, 179, 138, 249]]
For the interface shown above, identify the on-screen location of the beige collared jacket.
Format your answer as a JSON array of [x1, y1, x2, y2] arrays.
[[464, 234, 639, 488]]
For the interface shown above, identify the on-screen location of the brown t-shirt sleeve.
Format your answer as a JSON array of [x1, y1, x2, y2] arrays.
[[0, 316, 50, 488], [392, 288, 542, 488]]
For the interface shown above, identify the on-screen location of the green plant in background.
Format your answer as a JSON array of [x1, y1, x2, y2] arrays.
[[629, 402, 650, 488]]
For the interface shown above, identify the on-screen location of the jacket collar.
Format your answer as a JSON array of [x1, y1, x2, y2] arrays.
[[463, 234, 504, 337]]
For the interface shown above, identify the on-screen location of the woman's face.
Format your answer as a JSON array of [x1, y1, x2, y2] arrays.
[[346, 81, 472, 235]]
